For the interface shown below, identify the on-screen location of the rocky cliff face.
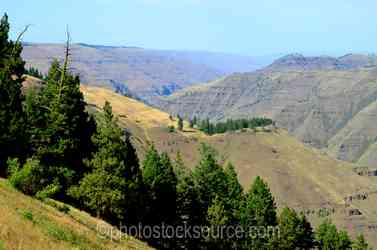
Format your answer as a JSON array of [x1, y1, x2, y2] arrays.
[[157, 54, 377, 166]]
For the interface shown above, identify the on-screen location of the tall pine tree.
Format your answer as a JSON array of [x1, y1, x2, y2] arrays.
[[174, 152, 202, 249], [0, 13, 26, 176], [270, 207, 314, 249], [192, 144, 228, 224], [241, 176, 277, 249], [69, 101, 143, 224], [142, 146, 177, 249], [224, 162, 244, 224], [315, 220, 352, 250], [24, 40, 96, 197]]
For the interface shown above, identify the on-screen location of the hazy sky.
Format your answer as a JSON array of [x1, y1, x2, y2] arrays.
[[3, 0, 376, 56]]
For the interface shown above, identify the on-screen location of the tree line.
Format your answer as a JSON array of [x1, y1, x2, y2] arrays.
[[188, 117, 274, 135], [0, 14, 373, 250]]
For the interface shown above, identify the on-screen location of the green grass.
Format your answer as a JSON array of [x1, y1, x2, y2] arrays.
[[21, 210, 100, 250], [0, 178, 152, 250], [41, 219, 93, 249], [20, 209, 34, 222]]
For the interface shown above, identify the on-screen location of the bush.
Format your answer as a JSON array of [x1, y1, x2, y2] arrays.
[[21, 210, 33, 221], [36, 181, 61, 201], [168, 125, 175, 133], [57, 204, 70, 214], [9, 158, 44, 195], [7, 158, 20, 176]]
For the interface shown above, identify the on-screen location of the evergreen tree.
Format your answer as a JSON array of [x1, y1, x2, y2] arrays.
[[198, 117, 273, 135], [352, 235, 372, 250], [206, 195, 230, 250], [0, 13, 26, 176], [69, 101, 143, 224], [224, 162, 243, 224], [25, 53, 96, 197], [25, 66, 44, 79], [174, 152, 202, 249], [270, 207, 314, 250], [177, 115, 184, 131], [142, 146, 177, 248], [241, 176, 277, 249], [192, 144, 228, 223], [315, 220, 352, 250]]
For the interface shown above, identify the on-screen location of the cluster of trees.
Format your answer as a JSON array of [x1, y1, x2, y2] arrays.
[[25, 66, 44, 79], [0, 14, 373, 250], [190, 117, 274, 135]]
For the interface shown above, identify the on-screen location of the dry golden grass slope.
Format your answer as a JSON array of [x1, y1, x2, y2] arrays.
[[0, 178, 152, 250], [82, 86, 377, 248]]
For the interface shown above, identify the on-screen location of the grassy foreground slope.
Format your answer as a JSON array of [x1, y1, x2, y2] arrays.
[[0, 178, 152, 250], [82, 86, 377, 248]]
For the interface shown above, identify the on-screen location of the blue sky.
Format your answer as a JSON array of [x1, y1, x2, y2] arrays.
[[2, 0, 377, 56]]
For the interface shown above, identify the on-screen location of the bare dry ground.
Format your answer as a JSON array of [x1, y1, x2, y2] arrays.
[[82, 86, 377, 248]]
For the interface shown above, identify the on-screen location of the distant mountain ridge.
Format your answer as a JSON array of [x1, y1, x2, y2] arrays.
[[265, 53, 377, 71], [157, 53, 377, 167], [21, 43, 271, 103]]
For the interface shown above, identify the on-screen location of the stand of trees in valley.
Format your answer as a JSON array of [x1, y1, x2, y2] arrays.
[[0, 14, 373, 250], [25, 66, 44, 79], [190, 117, 274, 135]]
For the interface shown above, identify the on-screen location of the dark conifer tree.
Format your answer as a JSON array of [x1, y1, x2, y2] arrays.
[[315, 220, 352, 250], [0, 13, 26, 176], [192, 144, 228, 224], [69, 101, 143, 224], [241, 176, 277, 249], [174, 152, 202, 249], [270, 207, 314, 249], [24, 41, 96, 197], [224, 162, 244, 224], [142, 146, 177, 249]]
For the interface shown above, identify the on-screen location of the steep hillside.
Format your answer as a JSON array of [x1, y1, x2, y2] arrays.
[[82, 86, 377, 248], [157, 55, 377, 166], [0, 178, 152, 250], [21, 43, 268, 103], [265, 53, 377, 71]]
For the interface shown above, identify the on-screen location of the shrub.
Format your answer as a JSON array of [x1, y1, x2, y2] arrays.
[[21, 210, 33, 221], [57, 204, 70, 214], [6, 158, 20, 177], [9, 158, 44, 195], [168, 125, 175, 133], [36, 181, 61, 201]]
